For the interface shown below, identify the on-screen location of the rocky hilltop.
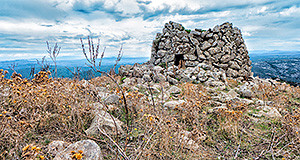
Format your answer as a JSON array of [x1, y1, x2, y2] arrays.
[[0, 22, 299, 159]]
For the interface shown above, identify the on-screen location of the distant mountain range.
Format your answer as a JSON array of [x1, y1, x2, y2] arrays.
[[250, 51, 300, 86], [0, 57, 149, 80], [0, 51, 299, 86]]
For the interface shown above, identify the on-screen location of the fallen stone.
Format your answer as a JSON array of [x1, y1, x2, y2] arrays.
[[237, 85, 253, 98], [104, 94, 120, 104], [168, 86, 182, 94], [85, 104, 123, 135], [208, 104, 228, 113], [47, 141, 69, 158], [258, 106, 282, 118], [54, 140, 103, 160], [164, 100, 185, 110]]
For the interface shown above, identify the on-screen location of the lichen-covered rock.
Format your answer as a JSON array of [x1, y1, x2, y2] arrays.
[[168, 86, 182, 94], [54, 140, 103, 160], [104, 94, 120, 104], [237, 84, 253, 98], [164, 100, 185, 109], [258, 106, 282, 118], [85, 103, 123, 136], [47, 141, 69, 158]]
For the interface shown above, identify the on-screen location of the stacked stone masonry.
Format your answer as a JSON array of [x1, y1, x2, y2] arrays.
[[150, 21, 252, 79], [119, 21, 253, 85]]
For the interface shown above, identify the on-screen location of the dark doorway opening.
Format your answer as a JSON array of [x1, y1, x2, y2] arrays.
[[174, 54, 184, 66]]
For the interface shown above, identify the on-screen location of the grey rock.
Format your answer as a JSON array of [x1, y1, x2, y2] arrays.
[[190, 30, 201, 36], [153, 73, 166, 82], [219, 64, 229, 69], [208, 104, 228, 113], [256, 100, 265, 105], [237, 85, 253, 98], [227, 90, 238, 99], [213, 25, 220, 32], [197, 71, 208, 82], [197, 63, 211, 70], [177, 31, 187, 38], [208, 38, 214, 44], [198, 54, 206, 60], [208, 47, 218, 55], [220, 72, 227, 82], [168, 86, 182, 94], [172, 21, 184, 30], [97, 92, 109, 99], [226, 68, 239, 78], [143, 74, 152, 82], [190, 37, 200, 46], [54, 140, 103, 160], [47, 141, 69, 158], [157, 50, 167, 58], [206, 33, 213, 38], [80, 79, 90, 88], [220, 54, 231, 63], [239, 98, 254, 105], [158, 42, 165, 49], [167, 76, 179, 85], [180, 76, 193, 83], [182, 36, 189, 43], [104, 94, 120, 104], [85, 109, 123, 136], [180, 130, 202, 150], [0, 88, 9, 97], [123, 78, 135, 85], [229, 61, 241, 70], [164, 100, 185, 109], [185, 61, 199, 67], [153, 66, 164, 73], [212, 41, 218, 47], [213, 34, 219, 41], [204, 79, 226, 90], [200, 31, 207, 38], [258, 106, 282, 118], [184, 54, 197, 61]]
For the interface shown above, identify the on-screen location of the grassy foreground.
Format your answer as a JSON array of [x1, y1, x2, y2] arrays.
[[0, 69, 299, 159]]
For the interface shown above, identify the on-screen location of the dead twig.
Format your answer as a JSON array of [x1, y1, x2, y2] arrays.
[[46, 41, 60, 78], [234, 134, 241, 159], [97, 127, 129, 160], [80, 37, 130, 130]]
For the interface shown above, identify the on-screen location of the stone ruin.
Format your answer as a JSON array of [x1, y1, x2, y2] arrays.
[[119, 21, 253, 85], [150, 21, 252, 78]]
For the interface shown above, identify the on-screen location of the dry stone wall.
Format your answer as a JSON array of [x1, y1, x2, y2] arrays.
[[119, 21, 253, 85], [149, 21, 252, 79]]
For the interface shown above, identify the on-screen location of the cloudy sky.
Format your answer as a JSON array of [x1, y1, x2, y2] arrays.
[[0, 0, 299, 61]]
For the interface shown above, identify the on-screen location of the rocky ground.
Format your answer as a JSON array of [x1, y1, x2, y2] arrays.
[[0, 68, 299, 159]]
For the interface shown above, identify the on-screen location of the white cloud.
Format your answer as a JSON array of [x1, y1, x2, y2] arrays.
[[116, 0, 141, 14], [257, 6, 268, 14], [0, 0, 299, 61], [280, 6, 300, 16], [243, 32, 252, 36]]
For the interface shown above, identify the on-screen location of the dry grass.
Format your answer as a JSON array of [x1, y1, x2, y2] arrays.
[[0, 68, 299, 159]]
